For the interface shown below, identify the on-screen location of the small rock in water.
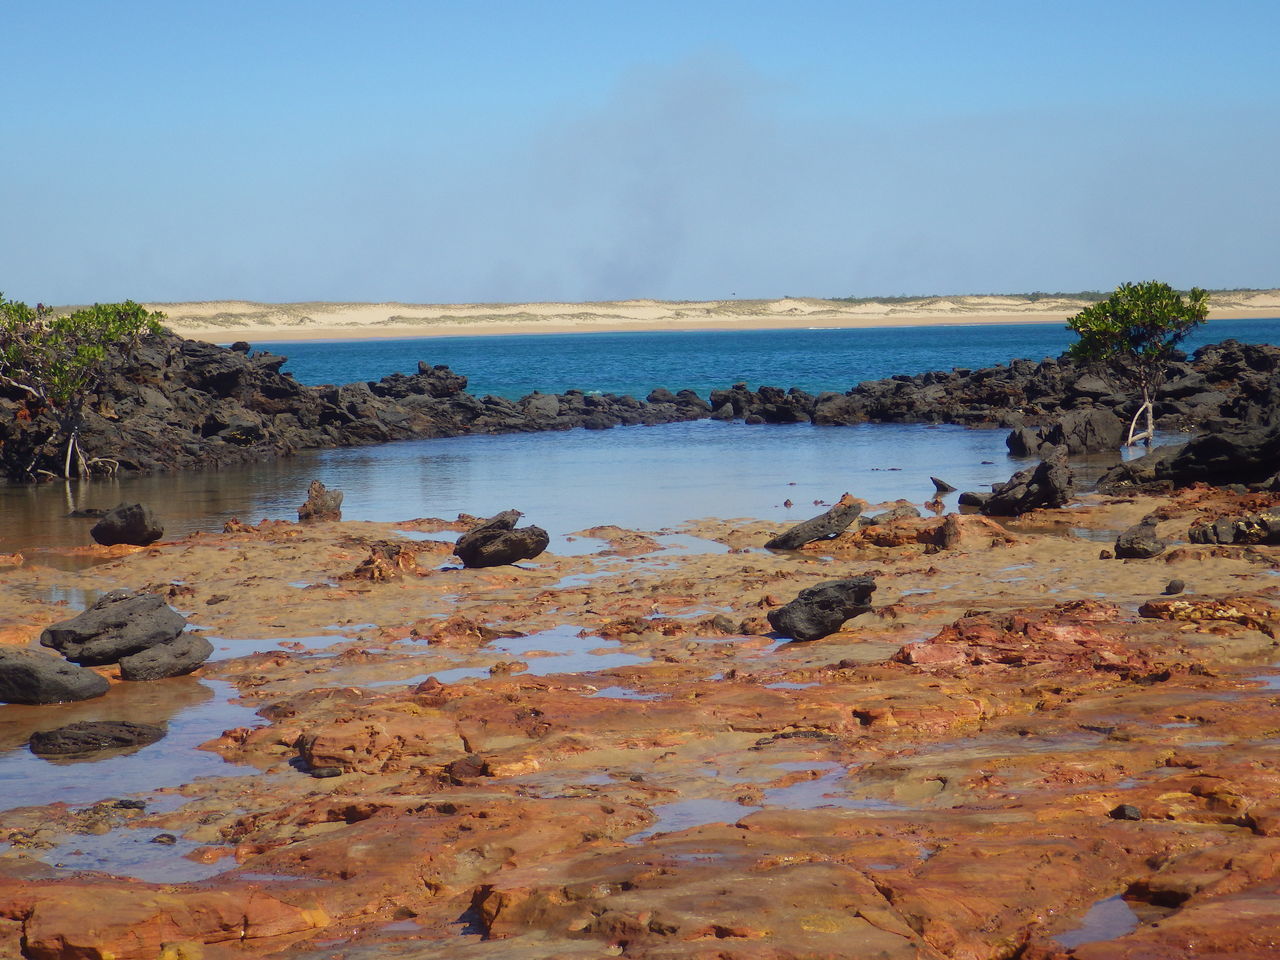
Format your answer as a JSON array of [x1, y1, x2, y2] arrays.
[[1164, 579, 1186, 595], [150, 833, 178, 845], [309, 766, 343, 779], [90, 502, 164, 546], [930, 476, 957, 493], [298, 479, 343, 522], [29, 720, 166, 757]]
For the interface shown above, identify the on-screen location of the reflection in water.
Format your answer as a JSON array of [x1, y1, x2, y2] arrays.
[[0, 678, 260, 810], [1, 421, 1042, 554]]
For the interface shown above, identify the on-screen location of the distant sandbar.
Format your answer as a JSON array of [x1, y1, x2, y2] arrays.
[[140, 292, 1280, 344]]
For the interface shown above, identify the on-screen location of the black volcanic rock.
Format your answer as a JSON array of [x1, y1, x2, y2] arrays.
[[767, 578, 877, 642], [0, 648, 109, 705], [90, 503, 164, 546], [765, 496, 863, 550], [455, 510, 550, 568], [40, 590, 187, 666]]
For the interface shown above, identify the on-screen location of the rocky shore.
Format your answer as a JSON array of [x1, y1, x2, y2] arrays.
[[2, 482, 1280, 957], [2, 332, 1278, 481]]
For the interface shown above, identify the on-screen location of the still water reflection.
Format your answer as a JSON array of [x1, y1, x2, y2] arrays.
[[0, 420, 1141, 554]]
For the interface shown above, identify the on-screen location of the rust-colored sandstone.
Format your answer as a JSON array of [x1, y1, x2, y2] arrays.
[[2, 487, 1280, 958]]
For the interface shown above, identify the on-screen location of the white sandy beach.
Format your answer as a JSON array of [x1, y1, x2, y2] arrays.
[[141, 292, 1280, 343]]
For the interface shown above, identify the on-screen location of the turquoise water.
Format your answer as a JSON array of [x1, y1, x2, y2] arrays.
[[257, 318, 1280, 399]]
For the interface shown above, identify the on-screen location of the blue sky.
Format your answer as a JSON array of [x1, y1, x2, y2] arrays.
[[3, 0, 1277, 304]]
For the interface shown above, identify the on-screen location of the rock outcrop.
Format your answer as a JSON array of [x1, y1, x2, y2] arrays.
[[455, 510, 550, 568], [40, 591, 188, 666], [3, 332, 1277, 484], [0, 648, 109, 704], [89, 503, 164, 546], [977, 448, 1074, 517], [298, 479, 343, 522], [764, 494, 864, 550], [766, 577, 876, 641]]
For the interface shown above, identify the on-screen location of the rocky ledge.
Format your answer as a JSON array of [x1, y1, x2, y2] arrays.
[[3, 485, 1280, 957], [2, 333, 1278, 482]]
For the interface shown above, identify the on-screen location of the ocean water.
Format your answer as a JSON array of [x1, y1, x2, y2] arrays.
[[1, 320, 1274, 552], [257, 318, 1280, 399]]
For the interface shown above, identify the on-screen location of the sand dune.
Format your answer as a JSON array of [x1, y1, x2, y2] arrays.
[[143, 291, 1280, 343]]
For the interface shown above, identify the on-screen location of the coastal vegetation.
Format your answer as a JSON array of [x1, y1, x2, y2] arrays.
[[1066, 281, 1209, 446], [0, 294, 165, 479]]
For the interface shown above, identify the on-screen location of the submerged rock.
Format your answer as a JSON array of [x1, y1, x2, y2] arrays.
[[89, 503, 164, 546], [40, 590, 187, 666], [764, 494, 863, 550], [766, 577, 876, 641], [29, 720, 166, 757], [455, 510, 550, 568], [0, 648, 109, 704]]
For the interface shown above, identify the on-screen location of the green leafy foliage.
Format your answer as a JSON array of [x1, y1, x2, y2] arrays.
[[1066, 281, 1209, 392], [0, 293, 166, 476], [0, 295, 165, 408], [1066, 281, 1209, 445]]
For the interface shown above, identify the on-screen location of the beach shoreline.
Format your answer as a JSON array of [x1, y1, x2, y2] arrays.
[[133, 293, 1280, 343]]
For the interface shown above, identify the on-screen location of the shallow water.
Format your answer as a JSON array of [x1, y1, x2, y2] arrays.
[[1056, 895, 1140, 948], [0, 678, 261, 811], [0, 420, 1141, 554]]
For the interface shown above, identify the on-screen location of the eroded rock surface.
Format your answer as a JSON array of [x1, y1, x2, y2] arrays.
[[3, 487, 1280, 958]]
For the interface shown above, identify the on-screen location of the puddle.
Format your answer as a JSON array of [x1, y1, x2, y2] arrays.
[[547, 567, 619, 591], [631, 797, 762, 841], [207, 634, 353, 659], [590, 686, 663, 701], [488, 626, 649, 677], [1249, 674, 1280, 690], [36, 828, 231, 883], [288, 580, 338, 589], [1055, 895, 1140, 948], [10, 583, 107, 611], [654, 534, 731, 555], [0, 678, 263, 810], [765, 681, 820, 690]]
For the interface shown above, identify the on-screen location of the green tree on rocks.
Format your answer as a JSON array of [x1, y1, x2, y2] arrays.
[[1066, 280, 1209, 446], [0, 294, 165, 478]]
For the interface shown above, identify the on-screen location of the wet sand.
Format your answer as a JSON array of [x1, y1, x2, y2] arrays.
[[3, 486, 1280, 957], [135, 292, 1280, 342]]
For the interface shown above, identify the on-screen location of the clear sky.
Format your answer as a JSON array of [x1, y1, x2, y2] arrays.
[[3, 0, 1277, 304]]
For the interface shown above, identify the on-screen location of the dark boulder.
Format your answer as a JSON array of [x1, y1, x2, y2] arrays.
[[298, 479, 343, 522], [119, 633, 214, 680], [1006, 408, 1125, 457], [455, 510, 550, 568], [858, 504, 923, 527], [764, 495, 863, 550], [1114, 520, 1167, 559], [0, 648, 109, 704], [766, 577, 877, 642], [40, 590, 187, 666], [980, 448, 1074, 517], [930, 477, 957, 493], [29, 720, 165, 757], [90, 503, 164, 546]]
